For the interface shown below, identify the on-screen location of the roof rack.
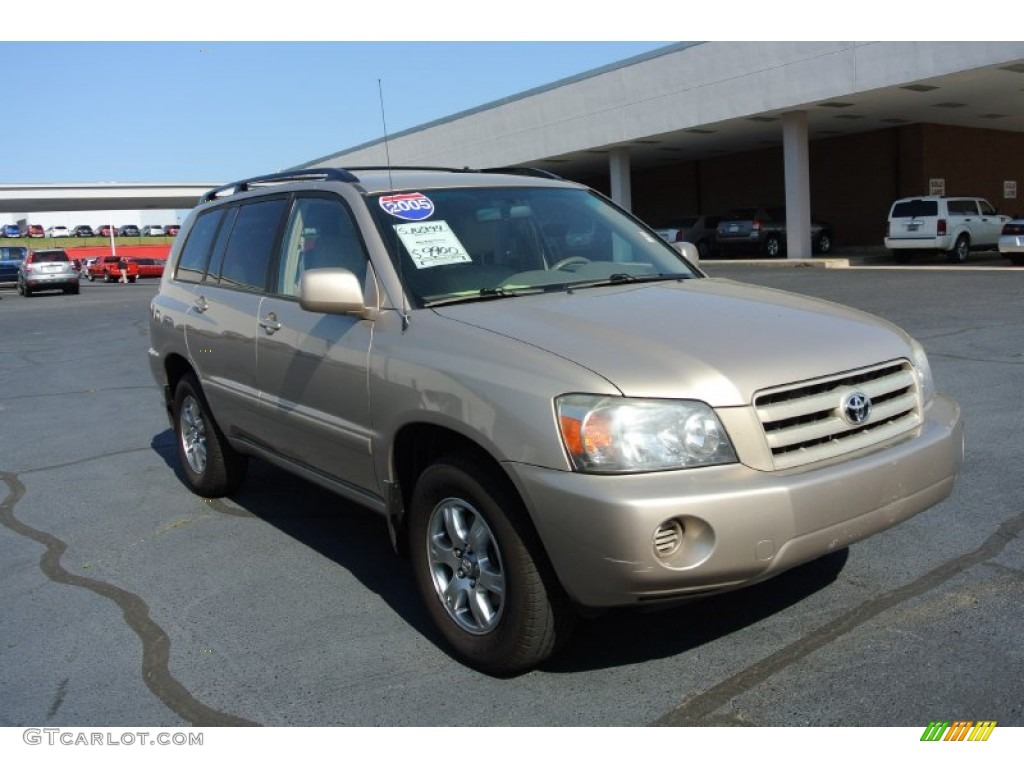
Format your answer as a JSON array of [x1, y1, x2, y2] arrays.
[[200, 167, 358, 203], [479, 166, 564, 180]]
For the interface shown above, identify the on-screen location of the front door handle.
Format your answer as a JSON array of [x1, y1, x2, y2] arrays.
[[259, 313, 282, 334]]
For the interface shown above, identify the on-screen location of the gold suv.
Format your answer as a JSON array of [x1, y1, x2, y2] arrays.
[[148, 168, 964, 674]]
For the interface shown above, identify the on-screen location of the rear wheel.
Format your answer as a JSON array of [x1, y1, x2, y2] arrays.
[[172, 373, 247, 497], [408, 454, 575, 675], [815, 231, 833, 255], [949, 235, 970, 263], [22, 283, 32, 297], [1008, 254, 1024, 266], [764, 234, 782, 258]]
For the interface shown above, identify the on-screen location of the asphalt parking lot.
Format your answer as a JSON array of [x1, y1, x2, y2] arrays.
[[0, 263, 1021, 727]]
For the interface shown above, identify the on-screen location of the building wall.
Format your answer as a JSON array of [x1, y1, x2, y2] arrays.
[[618, 124, 1024, 247]]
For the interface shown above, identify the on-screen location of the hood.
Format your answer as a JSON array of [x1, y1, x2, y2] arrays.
[[432, 278, 914, 406]]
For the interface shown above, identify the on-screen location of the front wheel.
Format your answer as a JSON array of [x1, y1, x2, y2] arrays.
[[172, 373, 247, 497], [408, 455, 574, 675]]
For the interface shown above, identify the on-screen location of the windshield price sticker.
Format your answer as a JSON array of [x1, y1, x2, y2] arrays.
[[379, 192, 435, 221], [394, 220, 472, 269]]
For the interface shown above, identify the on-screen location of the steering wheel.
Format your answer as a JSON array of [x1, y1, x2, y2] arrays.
[[550, 256, 592, 271]]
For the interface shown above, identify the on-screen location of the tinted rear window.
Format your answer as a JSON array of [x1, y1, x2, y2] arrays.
[[176, 209, 224, 283], [34, 252, 68, 262], [892, 200, 938, 218]]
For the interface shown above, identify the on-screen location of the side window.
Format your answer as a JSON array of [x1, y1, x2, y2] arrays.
[[175, 209, 224, 283], [948, 200, 978, 216], [215, 198, 287, 291], [274, 196, 368, 298], [978, 199, 996, 216]]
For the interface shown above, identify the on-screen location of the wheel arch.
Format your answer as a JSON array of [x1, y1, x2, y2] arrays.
[[388, 422, 524, 557]]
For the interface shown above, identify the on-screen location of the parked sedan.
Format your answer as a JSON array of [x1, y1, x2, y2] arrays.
[[164, 224, 180, 236], [128, 257, 166, 278], [47, 226, 70, 238], [17, 249, 80, 296], [21, 224, 45, 238], [653, 215, 721, 260], [141, 225, 165, 237], [0, 246, 27, 284], [116, 225, 141, 237], [71, 225, 94, 238], [717, 206, 833, 257], [998, 219, 1024, 266], [2, 224, 20, 238], [95, 225, 115, 237]]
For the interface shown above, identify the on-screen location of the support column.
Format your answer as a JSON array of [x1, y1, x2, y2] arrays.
[[782, 111, 811, 259], [609, 147, 632, 211]]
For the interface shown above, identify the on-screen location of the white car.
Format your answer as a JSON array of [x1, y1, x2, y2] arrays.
[[46, 226, 70, 238], [141, 225, 165, 237], [997, 219, 1024, 266], [884, 196, 1009, 263]]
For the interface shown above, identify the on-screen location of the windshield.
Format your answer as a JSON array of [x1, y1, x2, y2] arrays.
[[368, 186, 699, 306]]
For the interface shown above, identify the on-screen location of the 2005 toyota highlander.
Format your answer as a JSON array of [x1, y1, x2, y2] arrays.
[[148, 167, 963, 674]]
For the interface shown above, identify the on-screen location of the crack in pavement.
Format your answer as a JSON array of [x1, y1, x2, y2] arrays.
[[0, 471, 258, 726], [653, 508, 1024, 726], [0, 385, 157, 403]]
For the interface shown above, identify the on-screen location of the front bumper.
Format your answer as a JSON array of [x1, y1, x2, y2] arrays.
[[509, 394, 963, 607]]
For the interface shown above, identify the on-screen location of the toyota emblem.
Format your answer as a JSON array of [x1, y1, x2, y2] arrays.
[[842, 392, 872, 425]]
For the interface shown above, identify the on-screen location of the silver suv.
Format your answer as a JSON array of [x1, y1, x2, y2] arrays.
[[148, 167, 964, 674], [885, 195, 1009, 262]]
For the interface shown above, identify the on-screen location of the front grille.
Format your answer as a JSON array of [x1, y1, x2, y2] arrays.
[[754, 361, 921, 470]]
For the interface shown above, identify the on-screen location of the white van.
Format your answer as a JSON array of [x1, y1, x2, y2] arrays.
[[885, 196, 1009, 262]]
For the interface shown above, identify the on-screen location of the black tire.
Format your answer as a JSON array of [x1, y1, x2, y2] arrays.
[[69, 283, 80, 295], [696, 239, 710, 260], [949, 235, 970, 263], [172, 373, 247, 497], [815, 231, 833, 255], [104, 272, 113, 283], [408, 454, 575, 675], [1008, 254, 1024, 267], [763, 233, 782, 258], [22, 284, 32, 297], [128, 276, 136, 283]]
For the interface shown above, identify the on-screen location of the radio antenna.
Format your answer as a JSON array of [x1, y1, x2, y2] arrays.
[[378, 78, 409, 330], [377, 79, 395, 193]]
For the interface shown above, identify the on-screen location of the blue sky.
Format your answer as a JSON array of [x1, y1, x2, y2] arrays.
[[3, 41, 671, 184]]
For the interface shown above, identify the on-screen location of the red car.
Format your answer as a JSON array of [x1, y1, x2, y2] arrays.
[[128, 257, 166, 278], [22, 224, 44, 238], [165, 224, 181, 236], [86, 255, 139, 283], [95, 225, 115, 237]]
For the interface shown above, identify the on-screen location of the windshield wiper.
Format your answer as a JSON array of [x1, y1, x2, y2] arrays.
[[566, 273, 693, 291], [424, 285, 545, 307]]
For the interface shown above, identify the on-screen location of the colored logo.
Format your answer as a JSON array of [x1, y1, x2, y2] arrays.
[[920, 721, 997, 742], [379, 193, 435, 221]]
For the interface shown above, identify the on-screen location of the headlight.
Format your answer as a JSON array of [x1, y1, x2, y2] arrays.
[[556, 395, 737, 473], [910, 339, 936, 404]]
